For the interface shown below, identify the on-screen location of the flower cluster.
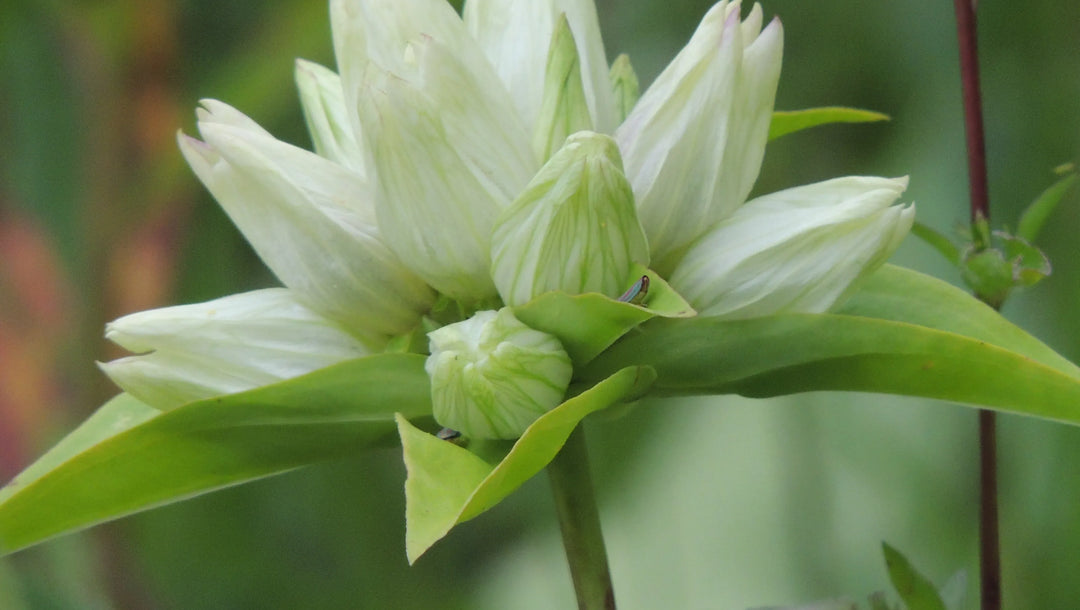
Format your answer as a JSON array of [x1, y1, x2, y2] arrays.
[[101, 0, 913, 438]]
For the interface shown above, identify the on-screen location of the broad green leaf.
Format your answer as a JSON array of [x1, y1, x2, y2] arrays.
[[0, 353, 432, 557], [582, 265, 1080, 423], [839, 265, 1076, 376], [0, 394, 161, 506], [769, 107, 890, 141], [882, 542, 946, 610], [1016, 171, 1077, 243], [513, 264, 694, 367], [399, 365, 656, 563]]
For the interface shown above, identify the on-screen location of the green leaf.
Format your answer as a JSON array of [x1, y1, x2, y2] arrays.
[[769, 107, 890, 141], [1016, 171, 1078, 243], [0, 394, 161, 506], [399, 365, 656, 563], [582, 265, 1080, 423], [881, 542, 946, 610], [841, 265, 1075, 374], [910, 221, 960, 265], [0, 353, 433, 557], [513, 264, 695, 367]]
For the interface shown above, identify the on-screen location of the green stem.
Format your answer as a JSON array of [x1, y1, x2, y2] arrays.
[[548, 426, 616, 610]]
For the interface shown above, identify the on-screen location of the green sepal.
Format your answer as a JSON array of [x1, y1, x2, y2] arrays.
[[512, 263, 695, 367], [769, 107, 890, 141], [398, 365, 656, 563], [582, 265, 1080, 423], [0, 353, 433, 557]]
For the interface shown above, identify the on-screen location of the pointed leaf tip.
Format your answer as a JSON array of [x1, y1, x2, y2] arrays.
[[769, 107, 890, 141]]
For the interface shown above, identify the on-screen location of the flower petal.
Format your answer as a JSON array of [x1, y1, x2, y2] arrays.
[[609, 53, 641, 124], [491, 132, 649, 306], [331, 0, 534, 183], [464, 0, 616, 134], [355, 56, 537, 299], [616, 1, 783, 270], [295, 59, 367, 175], [354, 73, 498, 300], [100, 289, 373, 409], [181, 103, 435, 338], [532, 14, 594, 163], [669, 176, 915, 319]]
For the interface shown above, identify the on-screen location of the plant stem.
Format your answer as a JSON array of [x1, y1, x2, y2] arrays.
[[548, 426, 616, 610], [953, 0, 990, 226], [978, 410, 1001, 609], [952, 1, 1001, 608]]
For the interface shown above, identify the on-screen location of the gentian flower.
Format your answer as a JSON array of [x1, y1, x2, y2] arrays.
[[101, 0, 913, 439]]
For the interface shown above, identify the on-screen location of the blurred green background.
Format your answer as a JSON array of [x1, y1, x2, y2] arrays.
[[1, 0, 1078, 608]]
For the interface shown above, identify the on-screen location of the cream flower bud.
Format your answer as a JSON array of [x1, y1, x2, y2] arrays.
[[491, 131, 649, 307], [425, 308, 573, 439], [178, 103, 436, 342], [100, 289, 373, 410], [669, 176, 915, 318], [335, 0, 538, 299], [464, 0, 617, 135], [616, 1, 783, 270]]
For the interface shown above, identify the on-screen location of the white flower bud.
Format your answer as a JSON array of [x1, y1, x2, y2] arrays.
[[425, 308, 572, 439], [464, 0, 617, 136], [669, 176, 915, 318], [491, 131, 649, 306], [616, 2, 783, 271], [100, 289, 373, 409]]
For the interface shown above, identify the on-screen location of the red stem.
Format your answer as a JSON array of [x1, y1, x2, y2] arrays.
[[954, 0, 990, 224], [952, 1, 1001, 609]]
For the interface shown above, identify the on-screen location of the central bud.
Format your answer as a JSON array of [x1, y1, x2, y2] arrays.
[[425, 308, 573, 439]]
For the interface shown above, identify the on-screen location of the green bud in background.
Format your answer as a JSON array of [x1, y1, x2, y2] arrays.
[[959, 222, 1051, 310], [491, 131, 649, 307], [425, 308, 573, 440]]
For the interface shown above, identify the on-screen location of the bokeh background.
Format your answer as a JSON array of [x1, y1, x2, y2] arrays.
[[2, 0, 1078, 608]]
